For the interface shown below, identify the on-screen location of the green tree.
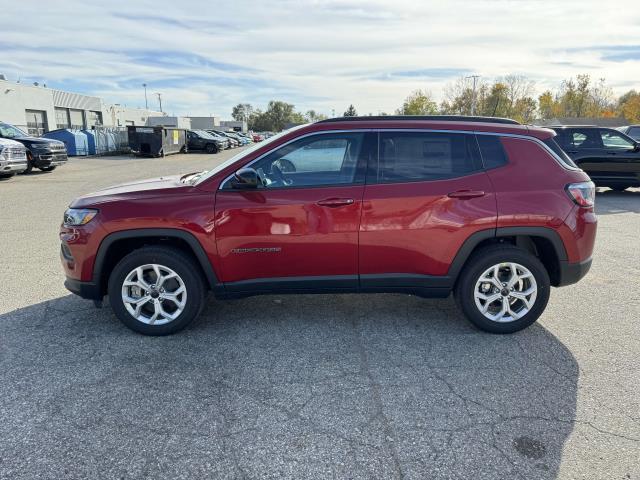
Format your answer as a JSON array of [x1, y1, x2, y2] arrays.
[[231, 103, 253, 122], [290, 112, 307, 125], [396, 89, 438, 115], [343, 104, 358, 116], [619, 90, 640, 123], [538, 91, 559, 119], [305, 110, 327, 122]]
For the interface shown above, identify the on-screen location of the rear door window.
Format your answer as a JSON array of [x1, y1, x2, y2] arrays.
[[376, 131, 481, 183], [569, 129, 603, 149]]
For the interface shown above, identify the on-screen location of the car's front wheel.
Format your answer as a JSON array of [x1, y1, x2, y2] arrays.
[[454, 245, 550, 333], [108, 246, 207, 335], [205, 143, 218, 154]]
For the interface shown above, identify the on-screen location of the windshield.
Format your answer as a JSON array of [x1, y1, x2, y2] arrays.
[[195, 130, 215, 139], [0, 122, 27, 139], [194, 124, 308, 185]]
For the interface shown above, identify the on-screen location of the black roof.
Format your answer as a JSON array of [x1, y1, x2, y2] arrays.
[[317, 115, 520, 125]]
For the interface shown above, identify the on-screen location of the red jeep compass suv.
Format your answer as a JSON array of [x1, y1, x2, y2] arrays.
[[60, 116, 597, 335]]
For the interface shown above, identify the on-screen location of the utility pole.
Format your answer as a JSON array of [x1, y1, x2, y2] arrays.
[[466, 75, 480, 115], [142, 83, 148, 109], [155, 92, 163, 112]]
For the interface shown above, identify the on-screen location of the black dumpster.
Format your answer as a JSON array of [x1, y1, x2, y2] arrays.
[[128, 126, 187, 157]]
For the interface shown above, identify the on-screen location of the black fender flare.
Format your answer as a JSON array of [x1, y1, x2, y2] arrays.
[[447, 226, 568, 282], [92, 228, 220, 291]]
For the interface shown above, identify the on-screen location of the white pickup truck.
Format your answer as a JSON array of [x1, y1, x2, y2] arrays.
[[0, 138, 28, 178]]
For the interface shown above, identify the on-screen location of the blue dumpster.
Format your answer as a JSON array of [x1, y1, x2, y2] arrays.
[[42, 129, 89, 156], [82, 129, 97, 155]]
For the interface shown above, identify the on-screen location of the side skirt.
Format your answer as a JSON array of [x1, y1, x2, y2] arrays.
[[217, 274, 453, 300]]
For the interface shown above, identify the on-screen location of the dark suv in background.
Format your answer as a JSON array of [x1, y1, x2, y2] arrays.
[[550, 126, 640, 191], [0, 121, 68, 173], [186, 130, 226, 154]]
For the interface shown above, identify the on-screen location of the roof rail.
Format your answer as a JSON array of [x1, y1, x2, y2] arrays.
[[317, 115, 520, 125]]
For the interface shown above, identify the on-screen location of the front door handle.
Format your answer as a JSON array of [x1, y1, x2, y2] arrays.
[[317, 198, 355, 208], [448, 190, 486, 199], [606, 152, 617, 155]]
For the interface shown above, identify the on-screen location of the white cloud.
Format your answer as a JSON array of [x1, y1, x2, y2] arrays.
[[0, 0, 639, 116]]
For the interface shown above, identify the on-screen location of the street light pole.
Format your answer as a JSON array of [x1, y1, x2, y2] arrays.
[[155, 92, 163, 113], [465, 75, 480, 115], [142, 83, 148, 109]]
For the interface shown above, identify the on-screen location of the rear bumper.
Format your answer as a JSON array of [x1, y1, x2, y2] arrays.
[[64, 277, 103, 300], [557, 257, 592, 287]]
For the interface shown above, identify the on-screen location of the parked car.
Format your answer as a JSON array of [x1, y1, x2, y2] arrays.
[[212, 130, 240, 148], [204, 131, 231, 150], [251, 133, 264, 142], [225, 131, 250, 145], [186, 130, 225, 153], [0, 121, 68, 172], [60, 115, 596, 336], [0, 138, 28, 178], [550, 125, 640, 191], [617, 125, 640, 141]]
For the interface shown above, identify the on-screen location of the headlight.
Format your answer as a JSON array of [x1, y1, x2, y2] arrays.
[[31, 143, 52, 151], [63, 208, 98, 226]]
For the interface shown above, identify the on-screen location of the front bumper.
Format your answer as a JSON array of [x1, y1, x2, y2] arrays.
[[557, 257, 592, 287], [0, 160, 27, 174], [64, 277, 103, 300], [32, 150, 68, 168]]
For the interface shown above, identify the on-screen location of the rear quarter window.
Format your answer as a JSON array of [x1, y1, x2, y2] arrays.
[[476, 135, 508, 169], [542, 137, 578, 169]]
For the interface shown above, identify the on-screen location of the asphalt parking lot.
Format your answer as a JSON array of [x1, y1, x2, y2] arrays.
[[0, 151, 638, 480]]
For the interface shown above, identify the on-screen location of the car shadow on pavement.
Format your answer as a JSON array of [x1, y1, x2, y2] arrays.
[[0, 293, 578, 479]]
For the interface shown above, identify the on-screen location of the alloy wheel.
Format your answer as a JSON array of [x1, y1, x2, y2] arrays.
[[121, 264, 187, 325], [473, 262, 538, 323]]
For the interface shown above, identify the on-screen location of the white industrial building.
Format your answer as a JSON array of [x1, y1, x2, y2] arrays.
[[0, 78, 164, 135], [0, 77, 246, 136], [187, 116, 247, 132]]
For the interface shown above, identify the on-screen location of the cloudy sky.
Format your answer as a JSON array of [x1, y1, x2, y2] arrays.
[[1, 0, 639, 117]]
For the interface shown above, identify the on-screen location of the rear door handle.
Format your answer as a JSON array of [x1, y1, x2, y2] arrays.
[[317, 198, 355, 207], [606, 152, 617, 155], [447, 190, 486, 199]]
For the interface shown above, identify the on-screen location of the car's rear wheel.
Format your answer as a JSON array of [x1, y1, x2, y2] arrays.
[[454, 245, 550, 333], [108, 246, 206, 335]]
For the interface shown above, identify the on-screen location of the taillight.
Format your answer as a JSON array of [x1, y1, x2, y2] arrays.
[[566, 181, 595, 207]]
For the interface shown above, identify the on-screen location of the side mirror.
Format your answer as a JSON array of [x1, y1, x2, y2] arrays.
[[634, 142, 640, 152], [232, 168, 261, 189]]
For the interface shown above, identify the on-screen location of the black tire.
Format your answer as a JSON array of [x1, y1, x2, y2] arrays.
[[205, 143, 217, 154], [610, 185, 630, 192], [38, 166, 56, 172], [23, 153, 34, 173], [0, 172, 15, 179], [108, 246, 207, 335], [454, 245, 550, 334]]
